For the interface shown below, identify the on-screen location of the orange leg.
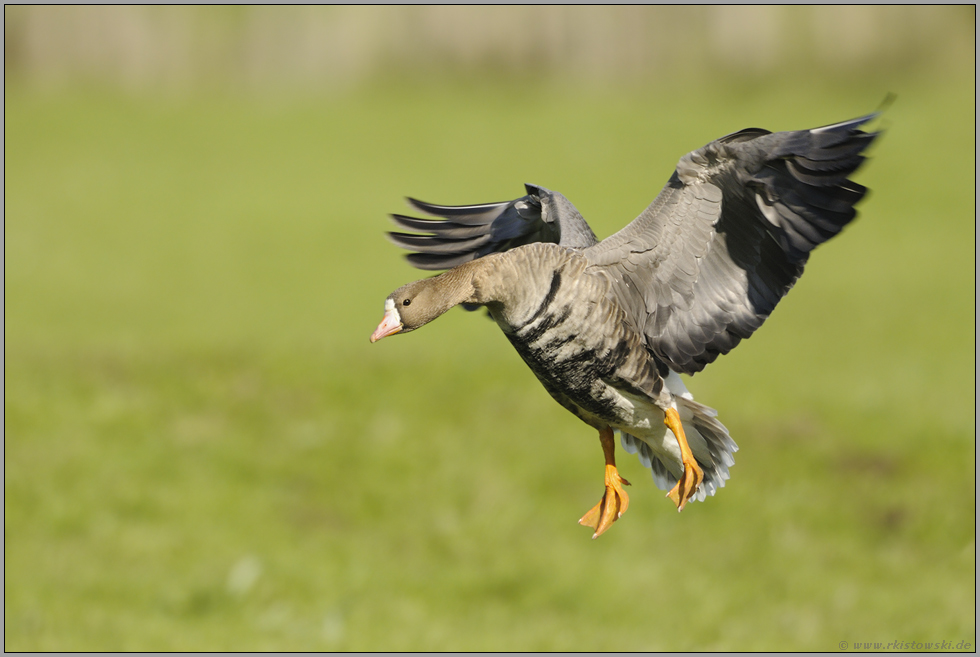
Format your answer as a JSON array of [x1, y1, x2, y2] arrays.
[[663, 407, 704, 511], [578, 426, 631, 539]]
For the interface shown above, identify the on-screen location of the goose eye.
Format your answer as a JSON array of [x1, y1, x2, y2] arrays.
[[402, 299, 411, 307]]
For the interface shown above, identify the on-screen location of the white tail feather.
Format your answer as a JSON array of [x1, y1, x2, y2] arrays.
[[620, 372, 738, 503]]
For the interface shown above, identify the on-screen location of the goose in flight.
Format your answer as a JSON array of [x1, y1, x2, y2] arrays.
[[371, 113, 879, 538]]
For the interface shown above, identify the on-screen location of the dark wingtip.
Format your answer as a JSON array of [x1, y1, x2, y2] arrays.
[[811, 113, 876, 136], [866, 94, 895, 140], [389, 212, 442, 230], [387, 231, 492, 254], [405, 197, 437, 216]]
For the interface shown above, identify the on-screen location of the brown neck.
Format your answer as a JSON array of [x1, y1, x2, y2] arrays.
[[434, 254, 501, 306]]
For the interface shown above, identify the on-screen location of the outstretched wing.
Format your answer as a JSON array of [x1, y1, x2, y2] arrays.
[[388, 183, 598, 270], [586, 113, 880, 375]]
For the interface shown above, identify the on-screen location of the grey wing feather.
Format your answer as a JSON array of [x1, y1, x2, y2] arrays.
[[587, 113, 880, 375], [388, 183, 598, 271]]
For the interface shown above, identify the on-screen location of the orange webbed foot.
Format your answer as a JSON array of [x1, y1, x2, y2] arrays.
[[578, 427, 630, 539], [666, 457, 703, 511], [663, 407, 704, 512], [578, 464, 631, 538]]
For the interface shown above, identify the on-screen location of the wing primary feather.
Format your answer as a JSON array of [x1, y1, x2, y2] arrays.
[[389, 214, 491, 238], [406, 197, 514, 217]]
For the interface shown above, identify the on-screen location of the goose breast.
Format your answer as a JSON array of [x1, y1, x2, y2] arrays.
[[481, 243, 669, 433]]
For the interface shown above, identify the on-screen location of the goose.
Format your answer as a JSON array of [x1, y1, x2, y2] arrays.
[[370, 113, 879, 538]]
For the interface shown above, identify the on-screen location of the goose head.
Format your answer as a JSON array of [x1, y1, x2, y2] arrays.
[[370, 273, 477, 343]]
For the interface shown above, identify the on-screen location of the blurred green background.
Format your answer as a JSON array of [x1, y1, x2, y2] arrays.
[[4, 6, 975, 651]]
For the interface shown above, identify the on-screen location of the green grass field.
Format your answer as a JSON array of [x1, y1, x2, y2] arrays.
[[5, 73, 975, 650]]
